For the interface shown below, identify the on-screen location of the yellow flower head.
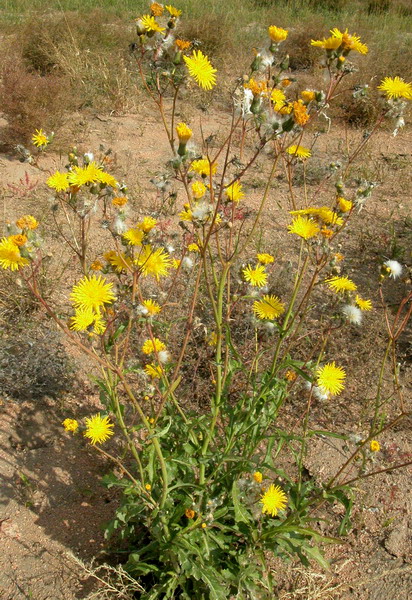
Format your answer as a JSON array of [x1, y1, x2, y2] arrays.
[[225, 180, 244, 202], [290, 207, 342, 226], [112, 196, 128, 207], [68, 162, 103, 187], [105, 252, 132, 273], [0, 237, 29, 271], [140, 14, 165, 33], [172, 258, 181, 269], [301, 90, 316, 103], [144, 363, 163, 378], [176, 122, 192, 143], [142, 337, 166, 355], [331, 28, 368, 55], [286, 145, 311, 160], [179, 207, 193, 221], [260, 484, 287, 517], [137, 245, 172, 280], [244, 78, 267, 97], [317, 362, 346, 396], [84, 414, 114, 445], [257, 253, 274, 265], [185, 508, 195, 519], [253, 295, 285, 320], [271, 88, 288, 111], [70, 275, 116, 312], [326, 275, 357, 293], [176, 39, 191, 51], [183, 50, 217, 90], [370, 440, 380, 452], [62, 418, 79, 433], [188, 243, 200, 252], [268, 25, 288, 43], [123, 228, 144, 246], [8, 234, 27, 247], [377, 76, 412, 100], [288, 216, 319, 240], [16, 215, 38, 230], [338, 197, 353, 212], [311, 35, 342, 51], [32, 128, 49, 148], [355, 295, 372, 311], [191, 158, 217, 177], [47, 171, 70, 192], [253, 471, 263, 483], [150, 2, 164, 16], [321, 226, 333, 238], [90, 260, 103, 271], [293, 100, 310, 126], [285, 370, 297, 382], [142, 299, 161, 315], [165, 4, 182, 17], [192, 181, 207, 199], [139, 216, 157, 233], [96, 171, 118, 188], [70, 306, 107, 335], [243, 264, 268, 287]]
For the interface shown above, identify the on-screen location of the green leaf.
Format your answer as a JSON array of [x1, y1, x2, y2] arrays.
[[231, 481, 252, 524], [303, 545, 330, 570]]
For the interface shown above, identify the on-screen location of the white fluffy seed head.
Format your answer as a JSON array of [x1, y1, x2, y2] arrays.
[[158, 350, 170, 364], [342, 304, 363, 325], [384, 259, 403, 279]]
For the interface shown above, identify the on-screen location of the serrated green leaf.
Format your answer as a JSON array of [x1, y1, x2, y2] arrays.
[[303, 545, 330, 570], [232, 481, 252, 524]]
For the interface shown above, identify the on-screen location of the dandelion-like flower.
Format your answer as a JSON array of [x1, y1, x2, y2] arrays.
[[32, 128, 49, 148], [137, 245, 171, 280], [123, 228, 144, 247], [326, 276, 357, 293], [145, 363, 163, 378], [330, 28, 368, 54], [150, 2, 164, 16], [370, 440, 380, 452], [290, 207, 342, 226], [355, 295, 372, 311], [16, 215, 38, 230], [260, 484, 288, 517], [301, 90, 316, 103], [244, 78, 268, 97], [191, 158, 217, 177], [253, 295, 285, 320], [139, 216, 157, 233], [142, 338, 166, 355], [342, 304, 363, 325], [288, 216, 319, 240], [225, 181, 244, 202], [383, 259, 403, 279], [47, 171, 70, 192], [176, 122, 193, 143], [68, 162, 103, 187], [286, 145, 311, 160], [243, 264, 268, 287], [377, 76, 412, 100], [165, 4, 182, 17], [257, 253, 274, 265], [176, 39, 191, 51], [112, 196, 128, 207], [140, 14, 165, 33], [253, 471, 263, 483], [192, 181, 207, 199], [70, 275, 116, 313], [70, 306, 107, 335], [268, 26, 288, 43], [105, 252, 132, 273], [293, 100, 310, 126], [317, 362, 346, 396], [84, 414, 114, 445], [142, 299, 161, 316], [0, 238, 29, 271], [270, 88, 289, 112], [62, 418, 79, 433], [338, 197, 353, 212], [8, 234, 27, 247], [183, 50, 217, 90], [90, 260, 103, 271], [97, 171, 118, 188], [188, 243, 200, 252]]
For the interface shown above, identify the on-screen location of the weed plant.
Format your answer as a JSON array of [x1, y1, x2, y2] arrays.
[[1, 4, 412, 599]]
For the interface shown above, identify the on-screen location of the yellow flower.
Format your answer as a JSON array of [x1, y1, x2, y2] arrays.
[[257, 253, 274, 265], [208, 331, 218, 346], [68, 162, 103, 187], [185, 508, 195, 519], [123, 228, 144, 246], [301, 90, 316, 103], [260, 484, 287, 517], [326, 275, 357, 293], [62, 418, 79, 433], [150, 2, 163, 16], [96, 171, 118, 188], [142, 337, 166, 355], [377, 76, 412, 100], [191, 158, 217, 177], [179, 207, 193, 221], [293, 100, 310, 126], [281, 78, 292, 88], [317, 362, 346, 396], [176, 122, 192, 143], [188, 243, 200, 252], [320, 226, 333, 238], [290, 207, 342, 226], [176, 39, 191, 51], [253, 295, 285, 320], [183, 50, 217, 90], [145, 483, 152, 491], [16, 215, 38, 230], [201, 522, 207, 529], [285, 370, 297, 382], [70, 275, 116, 313], [139, 216, 157, 233], [330, 28, 368, 55], [172, 258, 181, 269], [8, 234, 27, 247], [268, 25, 288, 43], [286, 145, 311, 160], [271, 89, 289, 112], [165, 4, 182, 17], [244, 78, 268, 97], [311, 35, 342, 51], [112, 196, 128, 207], [243, 264, 268, 288], [105, 252, 132, 273], [288, 216, 319, 240], [90, 260, 103, 271], [225, 181, 244, 203], [70, 306, 107, 335], [32, 128, 49, 148], [136, 245, 171, 280], [142, 299, 161, 315], [253, 471, 263, 483], [370, 440, 380, 452], [140, 14, 165, 33], [192, 181, 207, 199], [355, 295, 372, 311], [84, 414, 114, 445], [144, 363, 163, 378], [338, 197, 353, 212], [0, 238, 29, 271], [47, 171, 70, 192]]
